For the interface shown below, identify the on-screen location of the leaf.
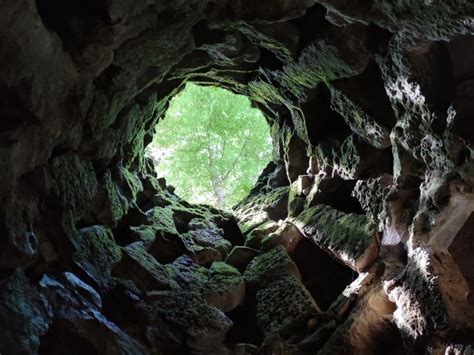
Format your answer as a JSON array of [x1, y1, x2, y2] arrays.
[[147, 83, 272, 209]]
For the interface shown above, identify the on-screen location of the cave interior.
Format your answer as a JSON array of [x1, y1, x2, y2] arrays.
[[1, 0, 474, 354]]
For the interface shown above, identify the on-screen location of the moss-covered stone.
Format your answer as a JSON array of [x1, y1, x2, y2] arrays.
[[329, 86, 391, 149], [119, 165, 144, 202], [352, 176, 394, 232], [389, 248, 448, 346], [204, 262, 245, 312], [256, 273, 319, 334], [262, 220, 303, 255], [179, 232, 223, 266], [219, 21, 295, 64], [244, 245, 300, 288], [209, 261, 241, 276], [148, 289, 233, 352], [97, 170, 129, 227], [146, 206, 179, 235], [288, 180, 305, 217], [129, 225, 157, 247], [188, 228, 232, 257], [113, 242, 176, 292], [225, 246, 260, 272], [293, 205, 378, 271], [235, 186, 290, 234], [50, 154, 98, 220], [73, 225, 122, 294]]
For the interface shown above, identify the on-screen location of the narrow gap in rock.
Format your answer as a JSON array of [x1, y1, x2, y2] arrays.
[[290, 3, 328, 54], [292, 238, 356, 310], [302, 84, 353, 147], [225, 292, 264, 346], [35, 0, 109, 51], [93, 64, 122, 91], [308, 179, 366, 215], [39, 321, 98, 355], [258, 48, 285, 71], [0, 83, 40, 134]]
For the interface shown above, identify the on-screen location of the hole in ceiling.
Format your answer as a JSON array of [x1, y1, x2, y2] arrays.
[[146, 83, 273, 211]]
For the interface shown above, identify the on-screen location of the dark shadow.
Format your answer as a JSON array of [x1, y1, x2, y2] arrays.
[[292, 238, 356, 310]]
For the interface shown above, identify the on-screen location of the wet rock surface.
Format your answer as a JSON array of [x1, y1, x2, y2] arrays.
[[1, 0, 474, 353]]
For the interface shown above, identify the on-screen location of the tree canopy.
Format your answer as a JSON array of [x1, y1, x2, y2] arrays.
[[146, 83, 272, 210]]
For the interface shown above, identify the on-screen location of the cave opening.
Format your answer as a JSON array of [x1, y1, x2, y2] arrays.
[[146, 83, 273, 211]]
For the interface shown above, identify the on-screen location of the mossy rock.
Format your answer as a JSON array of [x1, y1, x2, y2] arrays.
[[209, 261, 241, 276], [74, 225, 123, 294], [293, 205, 378, 271], [0, 271, 52, 354], [235, 186, 290, 234], [98, 170, 129, 227], [119, 165, 143, 202], [244, 245, 300, 288], [113, 242, 176, 292], [50, 154, 98, 220], [203, 263, 245, 312], [146, 206, 179, 235], [256, 273, 319, 334]]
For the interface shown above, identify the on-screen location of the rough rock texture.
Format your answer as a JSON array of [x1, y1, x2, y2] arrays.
[[1, 0, 474, 353]]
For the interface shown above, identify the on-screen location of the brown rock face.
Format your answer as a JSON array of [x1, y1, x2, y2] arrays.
[[1, 0, 474, 354]]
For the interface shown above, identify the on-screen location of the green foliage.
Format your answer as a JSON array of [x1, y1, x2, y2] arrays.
[[147, 83, 272, 210]]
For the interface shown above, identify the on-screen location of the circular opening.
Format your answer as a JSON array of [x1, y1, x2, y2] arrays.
[[146, 83, 273, 210]]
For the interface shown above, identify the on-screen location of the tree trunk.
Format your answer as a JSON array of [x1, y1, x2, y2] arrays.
[[211, 178, 226, 209]]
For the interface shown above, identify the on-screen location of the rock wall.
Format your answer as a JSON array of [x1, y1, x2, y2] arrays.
[[1, 0, 474, 354]]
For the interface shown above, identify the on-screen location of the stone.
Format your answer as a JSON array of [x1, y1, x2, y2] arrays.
[[446, 212, 474, 296], [308, 155, 318, 175], [244, 246, 301, 289], [95, 170, 129, 227], [112, 242, 176, 292], [293, 205, 379, 271], [148, 230, 185, 264], [256, 273, 320, 334], [73, 225, 123, 294], [288, 180, 306, 217], [235, 186, 290, 234], [50, 154, 99, 221], [225, 246, 260, 272], [284, 134, 308, 183], [297, 174, 313, 196], [204, 262, 246, 312], [262, 220, 304, 255], [39, 272, 148, 355], [0, 271, 52, 354], [244, 220, 279, 249], [299, 319, 336, 351]]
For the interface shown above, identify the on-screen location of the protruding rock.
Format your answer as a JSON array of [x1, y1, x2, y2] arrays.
[[263, 220, 304, 255], [112, 242, 175, 291], [293, 205, 379, 271], [256, 273, 320, 334], [244, 246, 301, 288], [225, 246, 260, 272], [297, 174, 313, 196], [204, 262, 245, 312], [0, 271, 52, 355], [73, 226, 122, 294], [308, 155, 318, 175]]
